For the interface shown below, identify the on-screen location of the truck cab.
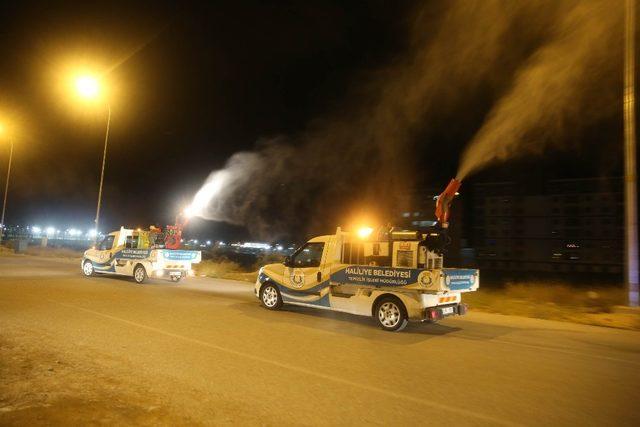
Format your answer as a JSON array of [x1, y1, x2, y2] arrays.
[[81, 227, 201, 284], [255, 227, 479, 331]]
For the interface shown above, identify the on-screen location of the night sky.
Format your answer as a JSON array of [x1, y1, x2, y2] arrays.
[[0, 1, 629, 241]]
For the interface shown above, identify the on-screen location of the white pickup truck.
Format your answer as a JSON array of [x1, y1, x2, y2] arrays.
[[81, 227, 201, 284], [256, 226, 479, 331]]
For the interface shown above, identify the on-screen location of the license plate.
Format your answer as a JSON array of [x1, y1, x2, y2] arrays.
[[441, 307, 454, 315]]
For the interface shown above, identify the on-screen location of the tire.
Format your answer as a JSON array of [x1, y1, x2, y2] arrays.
[[375, 296, 409, 332], [133, 264, 147, 284], [171, 275, 182, 283], [260, 283, 283, 310], [82, 260, 94, 277]]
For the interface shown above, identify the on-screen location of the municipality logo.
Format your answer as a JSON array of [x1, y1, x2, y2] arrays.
[[291, 269, 304, 288]]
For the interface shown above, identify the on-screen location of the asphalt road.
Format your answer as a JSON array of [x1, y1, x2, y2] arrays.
[[1, 256, 639, 426]]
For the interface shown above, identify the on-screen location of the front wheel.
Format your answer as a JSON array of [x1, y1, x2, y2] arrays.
[[375, 297, 408, 332], [260, 283, 283, 310], [133, 265, 147, 284], [82, 260, 94, 277]]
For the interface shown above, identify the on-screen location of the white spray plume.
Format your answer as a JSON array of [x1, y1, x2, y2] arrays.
[[185, 170, 229, 218], [457, 0, 622, 179], [186, 0, 623, 238], [185, 151, 265, 222]]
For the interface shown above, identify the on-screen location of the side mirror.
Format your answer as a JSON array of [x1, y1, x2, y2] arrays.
[[283, 256, 291, 267]]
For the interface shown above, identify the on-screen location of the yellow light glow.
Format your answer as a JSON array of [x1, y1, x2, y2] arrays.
[[75, 75, 100, 99], [357, 227, 374, 239], [0, 123, 4, 134]]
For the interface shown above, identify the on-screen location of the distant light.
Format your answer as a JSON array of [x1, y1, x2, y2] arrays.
[[76, 76, 99, 99], [357, 227, 374, 239], [88, 229, 97, 237], [275, 245, 283, 251], [32, 226, 42, 234], [194, 239, 198, 244], [206, 240, 211, 245], [242, 242, 271, 250], [46, 227, 55, 236], [180, 238, 184, 243], [218, 241, 226, 246]]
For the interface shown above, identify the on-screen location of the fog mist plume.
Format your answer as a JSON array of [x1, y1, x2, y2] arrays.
[[457, 0, 623, 179], [189, 0, 622, 238]]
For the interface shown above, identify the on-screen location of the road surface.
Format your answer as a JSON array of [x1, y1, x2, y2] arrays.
[[1, 256, 639, 426]]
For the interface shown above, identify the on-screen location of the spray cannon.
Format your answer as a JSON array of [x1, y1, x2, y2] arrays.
[[164, 211, 190, 249], [435, 178, 461, 228]]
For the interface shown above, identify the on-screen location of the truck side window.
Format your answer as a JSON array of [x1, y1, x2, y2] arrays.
[[291, 243, 324, 268], [125, 235, 139, 249], [98, 235, 115, 251], [342, 243, 364, 264]]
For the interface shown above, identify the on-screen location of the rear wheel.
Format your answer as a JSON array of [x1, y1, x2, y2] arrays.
[[133, 265, 147, 284], [82, 260, 94, 277], [260, 283, 283, 310], [171, 274, 182, 283], [375, 297, 408, 332]]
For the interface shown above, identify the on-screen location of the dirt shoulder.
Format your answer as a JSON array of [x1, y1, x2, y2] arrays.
[[0, 328, 194, 426]]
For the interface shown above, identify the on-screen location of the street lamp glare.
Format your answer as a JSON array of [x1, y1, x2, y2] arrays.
[[76, 76, 99, 99]]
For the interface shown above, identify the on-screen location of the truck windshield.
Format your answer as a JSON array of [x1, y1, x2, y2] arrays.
[[98, 235, 115, 251], [291, 243, 324, 268]]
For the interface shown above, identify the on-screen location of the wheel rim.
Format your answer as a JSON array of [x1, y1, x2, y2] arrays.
[[262, 286, 278, 307], [135, 268, 145, 282], [83, 262, 93, 275], [378, 302, 401, 327]]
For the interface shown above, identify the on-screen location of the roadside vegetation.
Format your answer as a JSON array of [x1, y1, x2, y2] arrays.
[[0, 244, 84, 259], [464, 282, 639, 330], [194, 252, 283, 282]]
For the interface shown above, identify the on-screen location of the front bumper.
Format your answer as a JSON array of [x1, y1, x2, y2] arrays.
[[423, 303, 468, 322]]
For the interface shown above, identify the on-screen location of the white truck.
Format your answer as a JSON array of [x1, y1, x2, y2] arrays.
[[255, 178, 478, 331], [81, 227, 201, 284], [255, 226, 479, 331]]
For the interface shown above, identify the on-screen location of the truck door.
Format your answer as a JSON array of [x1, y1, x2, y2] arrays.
[[114, 234, 139, 274], [284, 241, 326, 291], [92, 234, 116, 267]]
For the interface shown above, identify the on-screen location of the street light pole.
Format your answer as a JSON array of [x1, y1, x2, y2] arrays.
[[94, 104, 111, 244], [0, 139, 14, 244], [624, 0, 639, 306]]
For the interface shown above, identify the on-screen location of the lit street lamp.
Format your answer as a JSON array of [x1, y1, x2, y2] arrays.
[[0, 124, 14, 245], [74, 75, 111, 244]]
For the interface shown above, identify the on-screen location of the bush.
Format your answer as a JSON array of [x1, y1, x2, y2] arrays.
[[251, 253, 285, 271], [26, 246, 84, 258], [194, 259, 244, 279]]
